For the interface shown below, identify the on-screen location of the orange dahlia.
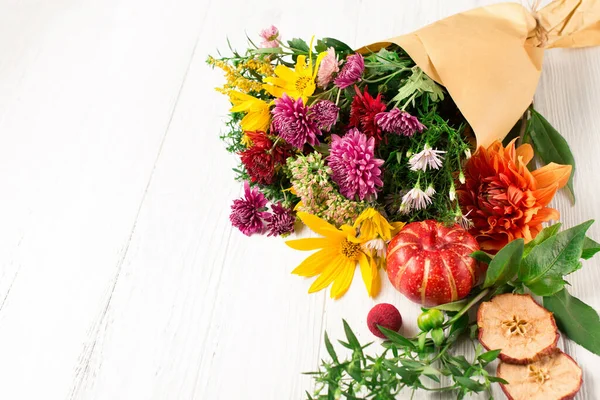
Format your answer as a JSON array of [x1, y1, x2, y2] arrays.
[[457, 139, 572, 252]]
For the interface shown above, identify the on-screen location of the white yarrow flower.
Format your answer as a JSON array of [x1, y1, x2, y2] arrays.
[[408, 144, 446, 171], [464, 148, 472, 159], [401, 186, 433, 211], [458, 171, 466, 184], [363, 238, 387, 259]]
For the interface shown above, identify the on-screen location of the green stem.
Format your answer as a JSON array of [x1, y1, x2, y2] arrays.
[[445, 288, 491, 327]]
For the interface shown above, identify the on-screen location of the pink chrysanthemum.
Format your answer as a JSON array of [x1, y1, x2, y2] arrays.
[[265, 203, 296, 237], [309, 100, 339, 131], [272, 94, 321, 148], [327, 128, 384, 201], [375, 108, 426, 137], [334, 53, 365, 89], [230, 181, 270, 236], [259, 25, 280, 48], [317, 47, 339, 88]]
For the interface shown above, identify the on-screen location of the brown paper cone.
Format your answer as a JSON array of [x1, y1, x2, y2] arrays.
[[360, 0, 600, 148]]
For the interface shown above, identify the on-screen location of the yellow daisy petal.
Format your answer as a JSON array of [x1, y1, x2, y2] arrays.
[[297, 212, 344, 238], [358, 252, 377, 297], [286, 237, 330, 251], [370, 257, 382, 297], [273, 64, 297, 82], [291, 249, 335, 277], [308, 256, 345, 293], [330, 260, 356, 299]]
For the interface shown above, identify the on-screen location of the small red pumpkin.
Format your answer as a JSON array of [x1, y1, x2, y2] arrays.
[[386, 220, 480, 306]]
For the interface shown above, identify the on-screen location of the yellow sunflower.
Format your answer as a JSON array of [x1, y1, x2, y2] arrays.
[[263, 50, 326, 102], [287, 212, 380, 299], [229, 91, 270, 132]]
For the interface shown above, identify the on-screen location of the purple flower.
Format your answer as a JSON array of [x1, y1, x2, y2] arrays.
[[265, 203, 296, 237], [327, 128, 384, 201], [272, 94, 321, 148], [334, 54, 365, 89], [259, 25, 280, 48], [309, 100, 339, 131], [375, 108, 426, 137], [230, 181, 270, 236]]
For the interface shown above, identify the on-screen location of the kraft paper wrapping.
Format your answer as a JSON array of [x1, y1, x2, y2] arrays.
[[360, 0, 600, 148]]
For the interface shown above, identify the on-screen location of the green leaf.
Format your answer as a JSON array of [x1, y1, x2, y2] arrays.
[[527, 108, 576, 201], [488, 376, 509, 384], [470, 251, 493, 265], [431, 328, 445, 347], [483, 238, 524, 289], [447, 314, 469, 344], [287, 38, 310, 54], [544, 289, 600, 356], [324, 332, 338, 364], [379, 327, 415, 350], [523, 223, 562, 258], [433, 298, 469, 312], [477, 349, 501, 366], [391, 67, 444, 104], [519, 220, 593, 296], [454, 376, 486, 392], [317, 37, 353, 55], [342, 320, 362, 352], [582, 236, 600, 260]]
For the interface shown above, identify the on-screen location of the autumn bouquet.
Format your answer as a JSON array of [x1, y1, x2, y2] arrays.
[[209, 0, 600, 397]]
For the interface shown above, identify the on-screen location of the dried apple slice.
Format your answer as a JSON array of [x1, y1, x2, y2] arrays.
[[477, 293, 559, 364], [497, 350, 583, 400]]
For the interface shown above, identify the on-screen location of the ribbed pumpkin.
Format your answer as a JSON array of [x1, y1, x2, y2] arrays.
[[386, 220, 480, 306]]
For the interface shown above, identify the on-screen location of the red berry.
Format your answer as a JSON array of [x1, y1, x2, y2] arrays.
[[367, 303, 402, 339]]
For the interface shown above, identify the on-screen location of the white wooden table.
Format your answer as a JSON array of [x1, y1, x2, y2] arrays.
[[0, 0, 599, 399]]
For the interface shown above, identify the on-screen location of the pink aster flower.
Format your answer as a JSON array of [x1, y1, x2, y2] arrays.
[[265, 202, 296, 237], [309, 100, 339, 131], [272, 94, 321, 148], [230, 181, 270, 236], [259, 25, 280, 48], [317, 47, 340, 88], [327, 128, 384, 201], [334, 53, 365, 89], [375, 108, 426, 137]]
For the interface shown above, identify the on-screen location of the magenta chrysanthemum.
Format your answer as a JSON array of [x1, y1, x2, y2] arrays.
[[229, 181, 270, 236], [375, 108, 426, 137], [327, 128, 384, 201], [309, 100, 339, 131], [334, 53, 365, 89], [265, 202, 296, 237], [272, 94, 321, 148]]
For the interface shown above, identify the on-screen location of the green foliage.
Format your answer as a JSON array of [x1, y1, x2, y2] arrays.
[[544, 289, 600, 356], [526, 108, 576, 201], [473, 220, 600, 356], [482, 238, 524, 289], [307, 320, 501, 399]]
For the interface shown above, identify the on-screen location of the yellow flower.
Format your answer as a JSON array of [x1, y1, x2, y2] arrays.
[[263, 50, 326, 102], [229, 91, 271, 132], [287, 212, 380, 299], [353, 208, 405, 241], [353, 208, 405, 269]]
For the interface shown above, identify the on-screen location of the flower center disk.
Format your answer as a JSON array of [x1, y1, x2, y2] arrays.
[[341, 239, 361, 260]]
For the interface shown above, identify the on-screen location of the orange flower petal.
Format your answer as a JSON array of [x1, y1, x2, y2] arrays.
[[532, 184, 559, 207], [516, 143, 534, 165], [532, 163, 572, 190], [529, 207, 560, 226]]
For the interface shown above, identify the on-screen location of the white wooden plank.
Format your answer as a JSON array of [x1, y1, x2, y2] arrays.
[[0, 0, 208, 399]]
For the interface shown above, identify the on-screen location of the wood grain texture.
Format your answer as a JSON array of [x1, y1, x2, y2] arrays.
[[0, 0, 598, 399]]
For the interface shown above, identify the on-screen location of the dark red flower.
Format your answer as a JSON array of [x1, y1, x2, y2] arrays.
[[240, 131, 291, 185], [349, 86, 386, 145]]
